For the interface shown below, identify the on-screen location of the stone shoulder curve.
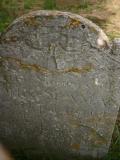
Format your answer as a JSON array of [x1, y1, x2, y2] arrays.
[[3, 10, 109, 46]]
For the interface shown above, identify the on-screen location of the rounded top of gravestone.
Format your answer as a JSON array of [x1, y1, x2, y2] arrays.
[[1, 11, 110, 46], [0, 10, 110, 68]]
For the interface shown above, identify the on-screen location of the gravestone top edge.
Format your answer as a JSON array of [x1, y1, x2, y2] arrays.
[[1, 10, 110, 48]]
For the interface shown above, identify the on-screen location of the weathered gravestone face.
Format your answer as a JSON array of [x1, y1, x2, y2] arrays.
[[0, 11, 120, 159]]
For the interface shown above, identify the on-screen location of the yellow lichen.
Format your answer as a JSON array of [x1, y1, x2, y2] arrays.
[[65, 113, 107, 146], [63, 64, 93, 74], [0, 56, 93, 75], [64, 18, 81, 29], [24, 16, 40, 27], [70, 143, 80, 150], [0, 57, 49, 74]]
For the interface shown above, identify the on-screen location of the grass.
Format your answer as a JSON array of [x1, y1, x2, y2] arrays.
[[24, 0, 36, 9], [0, 0, 23, 32], [0, 0, 120, 159], [0, 11, 13, 32], [43, 0, 56, 10], [103, 123, 120, 160]]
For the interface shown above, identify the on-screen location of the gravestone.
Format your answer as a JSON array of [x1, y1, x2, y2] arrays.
[[0, 11, 120, 159]]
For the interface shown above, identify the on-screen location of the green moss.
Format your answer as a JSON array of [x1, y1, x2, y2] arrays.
[[24, 16, 40, 27]]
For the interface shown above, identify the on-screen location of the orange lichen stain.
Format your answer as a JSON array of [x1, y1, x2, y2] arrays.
[[65, 18, 81, 29], [68, 119, 81, 128], [70, 143, 80, 150], [64, 113, 81, 128], [0, 57, 49, 74], [24, 16, 40, 27], [63, 64, 94, 74], [70, 122, 81, 128], [94, 139, 107, 146], [0, 56, 93, 75], [1, 36, 18, 43], [88, 129, 108, 146], [20, 63, 49, 73]]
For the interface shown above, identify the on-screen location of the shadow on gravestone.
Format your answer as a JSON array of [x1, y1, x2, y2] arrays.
[[0, 10, 120, 160]]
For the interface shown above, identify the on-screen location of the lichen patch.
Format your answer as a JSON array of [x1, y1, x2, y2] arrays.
[[0, 56, 93, 75], [64, 18, 81, 29]]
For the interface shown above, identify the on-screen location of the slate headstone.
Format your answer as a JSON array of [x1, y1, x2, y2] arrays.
[[0, 11, 119, 159]]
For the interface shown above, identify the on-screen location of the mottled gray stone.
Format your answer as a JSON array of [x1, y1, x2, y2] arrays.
[[0, 11, 119, 159]]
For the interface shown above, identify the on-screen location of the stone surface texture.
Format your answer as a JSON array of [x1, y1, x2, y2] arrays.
[[0, 11, 119, 159]]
